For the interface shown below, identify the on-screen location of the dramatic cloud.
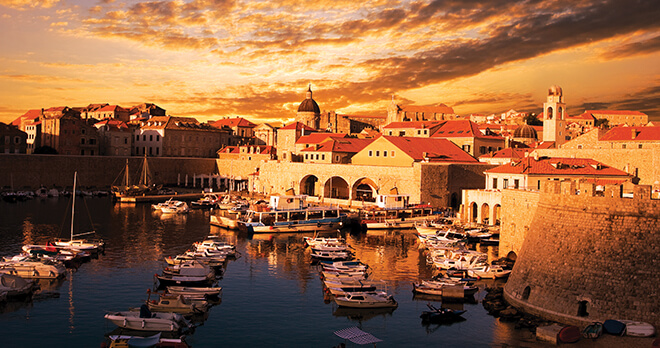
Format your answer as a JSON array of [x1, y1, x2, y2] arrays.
[[0, 0, 60, 9]]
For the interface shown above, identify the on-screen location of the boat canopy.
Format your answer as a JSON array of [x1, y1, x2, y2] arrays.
[[334, 326, 383, 345]]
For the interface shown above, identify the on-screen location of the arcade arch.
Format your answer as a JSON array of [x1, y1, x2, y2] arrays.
[[299, 175, 319, 196], [324, 176, 350, 199], [352, 177, 378, 202]]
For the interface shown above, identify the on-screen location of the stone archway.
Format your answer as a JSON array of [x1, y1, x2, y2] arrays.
[[352, 177, 378, 202], [299, 175, 319, 196], [481, 203, 490, 225], [324, 176, 349, 199], [470, 202, 478, 223], [493, 204, 501, 225]]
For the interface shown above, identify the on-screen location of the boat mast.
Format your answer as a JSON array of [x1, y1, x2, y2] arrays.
[[71, 171, 77, 241], [124, 159, 130, 187]]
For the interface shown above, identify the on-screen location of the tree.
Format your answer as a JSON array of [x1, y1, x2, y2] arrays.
[[33, 146, 58, 154], [523, 113, 543, 126], [594, 118, 609, 128]]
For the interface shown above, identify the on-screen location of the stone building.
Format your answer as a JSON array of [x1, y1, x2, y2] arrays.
[[94, 119, 133, 156], [386, 100, 456, 125], [382, 121, 444, 137], [323, 111, 387, 134], [352, 136, 479, 167], [0, 122, 27, 154], [135, 116, 228, 158], [210, 117, 256, 146], [40, 107, 100, 155], [86, 105, 131, 122], [253, 123, 280, 147], [541, 85, 568, 147], [300, 137, 374, 164], [585, 109, 648, 126], [431, 120, 505, 157], [276, 122, 316, 161], [217, 145, 276, 161]]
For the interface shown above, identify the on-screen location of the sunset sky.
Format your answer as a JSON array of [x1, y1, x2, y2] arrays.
[[1, 0, 659, 125]]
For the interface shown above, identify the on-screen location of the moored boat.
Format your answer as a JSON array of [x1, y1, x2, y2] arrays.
[[420, 303, 466, 323], [104, 305, 192, 332], [334, 291, 398, 308], [359, 193, 438, 230]]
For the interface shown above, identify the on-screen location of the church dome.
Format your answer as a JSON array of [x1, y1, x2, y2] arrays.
[[513, 124, 538, 139], [297, 85, 320, 113]]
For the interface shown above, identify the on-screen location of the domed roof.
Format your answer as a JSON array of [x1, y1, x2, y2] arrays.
[[513, 124, 538, 139], [548, 85, 563, 96], [297, 85, 320, 113]]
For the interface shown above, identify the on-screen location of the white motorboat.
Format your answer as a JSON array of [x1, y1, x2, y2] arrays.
[[322, 279, 382, 297], [359, 194, 438, 230], [311, 249, 353, 261], [104, 305, 192, 332], [0, 258, 66, 279], [334, 291, 398, 308], [159, 200, 190, 214], [166, 286, 223, 300], [412, 279, 478, 297], [320, 260, 368, 273], [467, 264, 512, 279], [0, 273, 37, 298]]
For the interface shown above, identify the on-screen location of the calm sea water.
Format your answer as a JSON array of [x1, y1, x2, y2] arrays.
[[0, 197, 533, 347]]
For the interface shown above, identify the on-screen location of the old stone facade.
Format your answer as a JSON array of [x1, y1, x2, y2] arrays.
[[502, 180, 660, 328]]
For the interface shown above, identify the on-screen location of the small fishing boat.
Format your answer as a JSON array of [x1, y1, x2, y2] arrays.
[[466, 264, 511, 279], [558, 325, 581, 343], [420, 303, 466, 323], [159, 200, 190, 214], [320, 260, 368, 273], [104, 305, 192, 332], [619, 320, 656, 337], [359, 193, 438, 230], [581, 322, 603, 339], [0, 258, 66, 279], [0, 273, 37, 299], [334, 291, 398, 308], [191, 193, 222, 209], [311, 249, 353, 261], [412, 279, 478, 298], [145, 292, 208, 316], [166, 286, 223, 300], [603, 319, 626, 335], [156, 261, 216, 287], [322, 279, 382, 297]]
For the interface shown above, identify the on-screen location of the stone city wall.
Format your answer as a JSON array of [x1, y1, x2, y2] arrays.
[[503, 181, 660, 327], [0, 154, 217, 189], [499, 189, 541, 258]]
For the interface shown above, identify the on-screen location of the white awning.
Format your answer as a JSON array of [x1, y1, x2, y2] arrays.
[[334, 327, 382, 345]]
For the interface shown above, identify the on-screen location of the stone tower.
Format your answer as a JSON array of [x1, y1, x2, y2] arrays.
[[296, 84, 320, 130], [542, 85, 566, 147]]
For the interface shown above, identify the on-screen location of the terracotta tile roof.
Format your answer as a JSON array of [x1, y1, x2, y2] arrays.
[[296, 132, 346, 144], [587, 110, 647, 116], [279, 122, 317, 131], [98, 105, 129, 113], [398, 103, 454, 114], [486, 157, 630, 177], [300, 138, 374, 153], [600, 126, 660, 141], [431, 120, 503, 139], [338, 114, 387, 119], [567, 112, 596, 121], [94, 118, 129, 130], [11, 109, 41, 126], [218, 145, 239, 154], [383, 136, 478, 163], [211, 117, 256, 128], [383, 121, 444, 129]]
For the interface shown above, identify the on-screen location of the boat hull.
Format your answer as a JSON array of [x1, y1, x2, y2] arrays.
[[104, 312, 185, 332]]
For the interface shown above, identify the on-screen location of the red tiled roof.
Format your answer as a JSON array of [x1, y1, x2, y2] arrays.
[[211, 117, 256, 128], [383, 136, 478, 163], [296, 133, 346, 144], [486, 157, 630, 177], [300, 138, 374, 153], [600, 126, 660, 141], [218, 146, 239, 154], [587, 110, 647, 116], [399, 103, 454, 114], [98, 105, 129, 113], [11, 109, 41, 126], [383, 121, 444, 129], [279, 122, 317, 131], [94, 118, 129, 130], [567, 112, 596, 121], [431, 120, 503, 139]]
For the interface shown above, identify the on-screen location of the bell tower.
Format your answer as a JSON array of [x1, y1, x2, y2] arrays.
[[542, 85, 567, 147]]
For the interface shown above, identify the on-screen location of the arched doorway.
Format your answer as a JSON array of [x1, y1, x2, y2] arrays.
[[481, 203, 490, 225], [493, 204, 501, 225], [299, 175, 319, 196], [324, 176, 349, 199], [352, 177, 378, 202], [470, 202, 478, 223]]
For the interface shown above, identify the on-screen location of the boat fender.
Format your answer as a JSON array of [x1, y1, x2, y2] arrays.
[[123, 318, 128, 327], [142, 320, 146, 328]]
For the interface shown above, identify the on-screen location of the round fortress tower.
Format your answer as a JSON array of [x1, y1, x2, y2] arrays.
[[503, 181, 660, 327]]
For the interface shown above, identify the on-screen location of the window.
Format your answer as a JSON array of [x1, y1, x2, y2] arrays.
[[480, 146, 486, 154], [622, 144, 627, 149], [315, 154, 319, 160], [368, 150, 373, 157], [492, 178, 497, 189], [514, 179, 519, 189], [388, 131, 393, 135], [638, 144, 642, 149], [81, 138, 86, 145], [143, 135, 146, 141], [156, 135, 160, 141], [150, 135, 153, 141], [335, 155, 340, 162], [417, 130, 421, 135], [462, 145, 471, 153], [156, 148, 159, 155], [305, 154, 308, 160], [391, 150, 395, 157], [503, 178, 509, 188], [383, 151, 388, 157], [577, 145, 583, 149], [376, 151, 380, 156], [321, 154, 325, 160], [399, 131, 405, 136]]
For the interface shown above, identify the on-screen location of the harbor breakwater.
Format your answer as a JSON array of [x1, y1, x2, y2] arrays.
[[503, 180, 660, 328], [0, 154, 218, 189]]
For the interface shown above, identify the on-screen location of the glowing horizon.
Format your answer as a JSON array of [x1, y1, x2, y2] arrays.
[[1, 0, 659, 125]]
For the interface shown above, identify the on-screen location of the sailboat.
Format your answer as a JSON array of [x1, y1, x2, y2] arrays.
[[54, 172, 105, 253], [111, 156, 163, 199]]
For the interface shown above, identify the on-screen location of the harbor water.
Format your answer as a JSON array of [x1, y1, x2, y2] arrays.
[[0, 196, 536, 347]]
